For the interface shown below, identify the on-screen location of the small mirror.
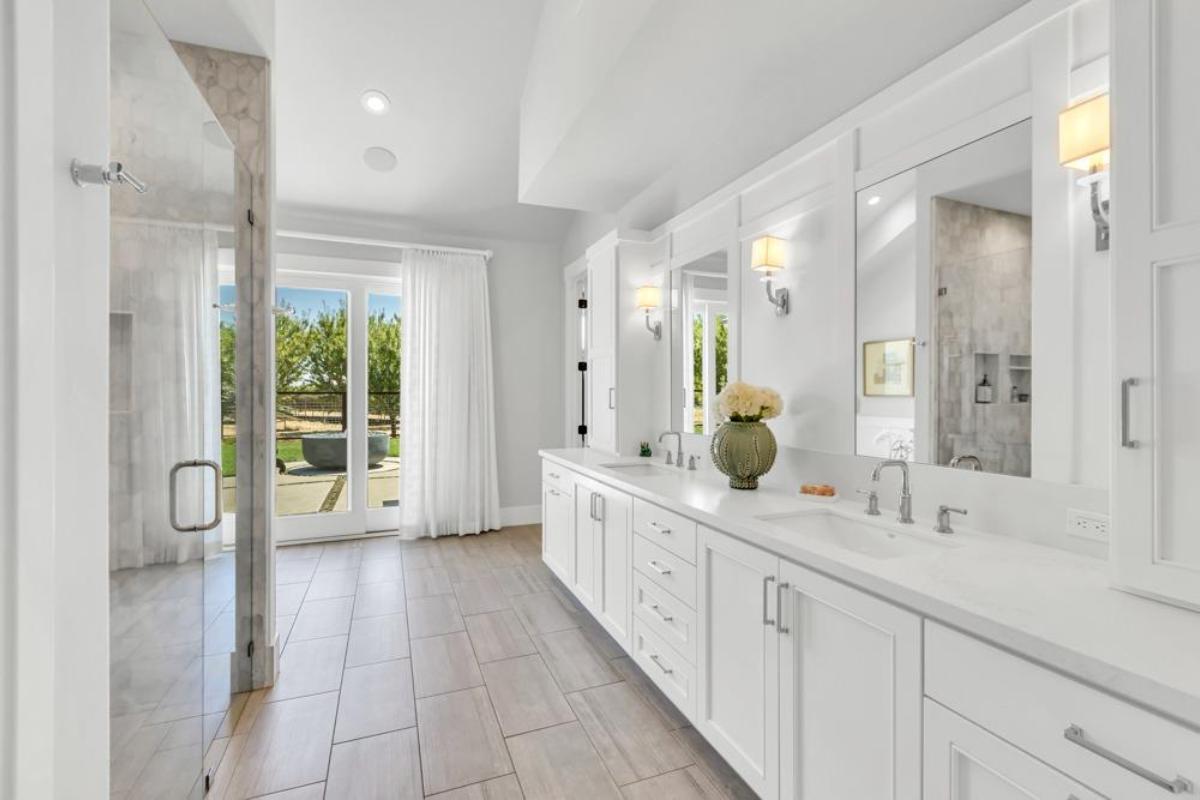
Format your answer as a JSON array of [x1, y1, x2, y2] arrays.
[[670, 250, 731, 435], [857, 121, 1049, 479]]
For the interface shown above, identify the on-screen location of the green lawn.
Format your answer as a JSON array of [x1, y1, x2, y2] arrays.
[[221, 436, 399, 477]]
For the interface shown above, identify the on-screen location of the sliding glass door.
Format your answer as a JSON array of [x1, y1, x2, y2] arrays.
[[238, 271, 401, 542]]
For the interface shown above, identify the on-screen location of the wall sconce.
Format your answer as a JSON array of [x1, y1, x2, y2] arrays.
[[636, 285, 662, 340], [1059, 92, 1110, 251], [750, 236, 789, 315]]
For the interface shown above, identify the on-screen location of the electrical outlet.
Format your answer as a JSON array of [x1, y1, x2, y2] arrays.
[[1067, 508, 1109, 543]]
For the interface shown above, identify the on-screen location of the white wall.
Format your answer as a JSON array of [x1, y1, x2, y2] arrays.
[[3, 0, 111, 795], [275, 223, 564, 518]]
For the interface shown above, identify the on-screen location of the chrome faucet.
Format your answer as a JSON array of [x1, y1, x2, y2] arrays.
[[934, 505, 967, 534], [658, 431, 684, 468], [949, 454, 982, 471], [871, 459, 913, 524]]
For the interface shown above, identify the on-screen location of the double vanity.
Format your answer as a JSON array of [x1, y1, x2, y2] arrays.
[[540, 449, 1200, 800]]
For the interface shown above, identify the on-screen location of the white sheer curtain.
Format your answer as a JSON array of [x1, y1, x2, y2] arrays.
[[398, 249, 501, 538]]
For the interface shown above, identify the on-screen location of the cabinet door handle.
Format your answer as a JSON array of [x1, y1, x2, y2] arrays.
[[646, 559, 672, 576], [776, 581, 790, 635], [649, 603, 674, 623], [548, 471, 560, 479], [547, 488, 560, 498], [648, 653, 673, 675], [608, 387, 616, 409], [762, 575, 776, 627], [1063, 724, 1192, 794], [589, 492, 597, 521], [1121, 378, 1139, 449], [594, 493, 605, 522], [647, 521, 672, 536]]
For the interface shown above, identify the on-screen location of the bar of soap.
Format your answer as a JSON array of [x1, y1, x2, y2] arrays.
[[800, 483, 837, 497]]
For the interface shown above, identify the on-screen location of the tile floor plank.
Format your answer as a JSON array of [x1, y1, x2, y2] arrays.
[[416, 687, 513, 796], [619, 766, 727, 800], [568, 681, 693, 785], [405, 566, 453, 598], [464, 609, 537, 663], [265, 636, 347, 702], [303, 569, 359, 601], [426, 773, 524, 800], [352, 580, 407, 619], [510, 591, 578, 635], [325, 728, 422, 800], [453, 575, 510, 615], [345, 612, 409, 666], [479, 654, 575, 737], [507, 721, 622, 800], [288, 596, 353, 642], [535, 628, 619, 692], [216, 691, 338, 798], [334, 658, 416, 743], [411, 631, 484, 698], [408, 593, 465, 639]]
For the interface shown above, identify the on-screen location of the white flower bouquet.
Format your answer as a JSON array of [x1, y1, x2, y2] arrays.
[[716, 381, 783, 423]]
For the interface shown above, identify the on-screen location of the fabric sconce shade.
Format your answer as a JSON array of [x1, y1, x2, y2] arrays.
[[636, 285, 662, 310], [750, 236, 787, 274], [1059, 93, 1110, 171]]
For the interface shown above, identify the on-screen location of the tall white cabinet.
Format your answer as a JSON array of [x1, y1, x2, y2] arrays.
[[1111, 0, 1200, 609], [585, 234, 619, 454]]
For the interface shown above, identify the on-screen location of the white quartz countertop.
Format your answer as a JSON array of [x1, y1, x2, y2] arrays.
[[540, 448, 1200, 731]]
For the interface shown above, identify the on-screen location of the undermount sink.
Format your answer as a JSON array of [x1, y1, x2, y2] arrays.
[[599, 461, 680, 478], [756, 511, 957, 560]]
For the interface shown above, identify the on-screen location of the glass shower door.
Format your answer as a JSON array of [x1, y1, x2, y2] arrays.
[[108, 0, 245, 795]]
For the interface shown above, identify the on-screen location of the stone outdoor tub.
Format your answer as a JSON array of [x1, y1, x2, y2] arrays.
[[300, 431, 390, 470]]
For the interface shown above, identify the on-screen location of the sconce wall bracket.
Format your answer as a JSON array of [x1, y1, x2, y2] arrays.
[[644, 309, 662, 340], [764, 278, 789, 316]]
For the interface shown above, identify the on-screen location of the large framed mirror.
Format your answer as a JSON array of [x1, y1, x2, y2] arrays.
[[669, 249, 732, 437], [855, 119, 1107, 488]]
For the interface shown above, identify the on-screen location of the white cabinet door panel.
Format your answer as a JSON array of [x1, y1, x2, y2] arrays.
[[595, 483, 632, 648], [778, 559, 922, 800], [695, 527, 779, 800], [542, 482, 574, 585], [572, 480, 599, 610]]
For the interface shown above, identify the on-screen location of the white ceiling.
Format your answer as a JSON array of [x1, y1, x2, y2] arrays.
[[271, 0, 574, 243], [145, 0, 274, 58], [519, 0, 1029, 230]]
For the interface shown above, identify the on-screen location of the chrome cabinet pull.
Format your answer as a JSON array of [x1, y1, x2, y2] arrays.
[[548, 471, 560, 479], [1121, 378, 1139, 449], [648, 653, 673, 675], [1064, 724, 1192, 794], [776, 581, 790, 634], [169, 459, 223, 533], [762, 575, 776, 627], [594, 493, 605, 522], [649, 603, 674, 623], [647, 521, 672, 536], [589, 492, 597, 521], [608, 387, 616, 409], [647, 559, 672, 576]]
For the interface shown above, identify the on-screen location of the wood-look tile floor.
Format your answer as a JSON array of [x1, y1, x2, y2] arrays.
[[207, 525, 756, 799]]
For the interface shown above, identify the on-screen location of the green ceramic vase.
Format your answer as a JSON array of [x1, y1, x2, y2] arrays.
[[710, 420, 777, 490]]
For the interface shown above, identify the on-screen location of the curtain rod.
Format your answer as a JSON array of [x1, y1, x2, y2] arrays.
[[276, 229, 493, 261]]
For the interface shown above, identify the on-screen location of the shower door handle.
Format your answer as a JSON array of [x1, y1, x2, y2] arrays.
[[169, 459, 223, 532]]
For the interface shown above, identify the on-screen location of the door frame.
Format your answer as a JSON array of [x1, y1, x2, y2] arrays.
[[220, 255, 403, 542]]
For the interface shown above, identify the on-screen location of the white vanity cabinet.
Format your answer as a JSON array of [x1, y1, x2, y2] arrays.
[[923, 700, 1103, 800], [1110, 0, 1200, 609], [695, 526, 922, 800], [572, 474, 633, 648], [541, 464, 575, 585], [777, 559, 922, 800]]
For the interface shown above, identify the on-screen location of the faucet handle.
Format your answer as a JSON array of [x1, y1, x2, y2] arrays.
[[687, 455, 698, 471], [934, 505, 967, 534], [665, 451, 673, 465], [856, 488, 881, 516]]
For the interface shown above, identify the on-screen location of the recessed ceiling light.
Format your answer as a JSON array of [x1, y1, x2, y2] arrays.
[[361, 90, 390, 115], [363, 146, 397, 172], [867, 195, 882, 206]]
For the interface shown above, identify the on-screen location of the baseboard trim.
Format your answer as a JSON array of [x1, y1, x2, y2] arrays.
[[500, 504, 541, 527]]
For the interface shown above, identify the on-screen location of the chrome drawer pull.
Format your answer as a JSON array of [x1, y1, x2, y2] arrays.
[[776, 581, 790, 635], [648, 653, 673, 675], [1120, 378, 1139, 449], [762, 575, 776, 627], [647, 521, 672, 536], [548, 471, 560, 479], [647, 559, 673, 575], [649, 603, 674, 623], [1064, 724, 1192, 794]]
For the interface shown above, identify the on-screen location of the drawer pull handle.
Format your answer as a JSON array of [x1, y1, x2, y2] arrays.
[[649, 603, 674, 623], [1063, 724, 1192, 794], [647, 559, 673, 575], [762, 575, 776, 627], [547, 488, 560, 498], [548, 471, 560, 479], [647, 521, 672, 535], [648, 653, 673, 675], [776, 581, 790, 635]]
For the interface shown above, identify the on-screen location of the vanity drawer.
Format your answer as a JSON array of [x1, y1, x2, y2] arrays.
[[631, 617, 695, 721], [926, 622, 1200, 798], [633, 571, 696, 663], [541, 461, 574, 494], [632, 499, 697, 564], [633, 534, 696, 608]]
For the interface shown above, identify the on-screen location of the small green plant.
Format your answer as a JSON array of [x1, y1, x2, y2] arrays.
[[639, 441, 653, 457]]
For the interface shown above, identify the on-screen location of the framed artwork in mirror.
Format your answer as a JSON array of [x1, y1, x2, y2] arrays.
[[863, 338, 914, 397]]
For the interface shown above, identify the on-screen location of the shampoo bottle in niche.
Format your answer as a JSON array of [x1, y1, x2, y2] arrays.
[[975, 374, 993, 404]]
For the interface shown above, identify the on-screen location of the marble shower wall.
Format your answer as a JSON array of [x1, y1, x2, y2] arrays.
[[933, 197, 1032, 477], [173, 41, 278, 690]]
